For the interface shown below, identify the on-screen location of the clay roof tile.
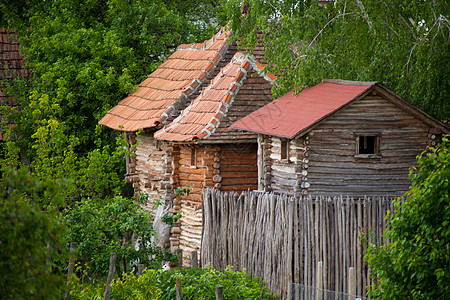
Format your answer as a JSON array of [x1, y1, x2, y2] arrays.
[[100, 27, 231, 131], [155, 52, 274, 142]]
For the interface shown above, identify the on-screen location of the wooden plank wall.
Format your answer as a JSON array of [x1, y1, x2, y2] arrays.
[[201, 189, 397, 299], [306, 96, 430, 196], [207, 69, 274, 142], [219, 143, 258, 192]]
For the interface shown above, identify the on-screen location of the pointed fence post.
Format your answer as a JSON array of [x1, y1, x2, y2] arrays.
[[191, 251, 198, 268], [176, 248, 183, 268], [137, 263, 145, 278], [215, 285, 224, 300], [316, 261, 323, 300], [64, 242, 77, 300], [348, 267, 356, 300], [104, 252, 117, 300], [176, 277, 182, 300]]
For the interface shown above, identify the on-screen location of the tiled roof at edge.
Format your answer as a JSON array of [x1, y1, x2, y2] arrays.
[[99, 28, 231, 131], [1, 28, 29, 105], [154, 52, 276, 142], [1, 28, 29, 140]]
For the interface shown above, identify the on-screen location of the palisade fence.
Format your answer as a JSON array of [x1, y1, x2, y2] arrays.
[[201, 189, 399, 299]]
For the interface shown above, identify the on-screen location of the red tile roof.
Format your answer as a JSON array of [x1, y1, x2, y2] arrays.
[[231, 80, 377, 139], [99, 28, 231, 131], [154, 52, 276, 142], [1, 28, 29, 140]]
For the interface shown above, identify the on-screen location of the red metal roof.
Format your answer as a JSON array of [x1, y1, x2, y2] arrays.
[[154, 52, 276, 142], [99, 28, 231, 131], [231, 80, 376, 139]]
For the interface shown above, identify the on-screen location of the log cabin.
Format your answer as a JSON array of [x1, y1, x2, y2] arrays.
[[99, 28, 273, 256], [100, 28, 237, 202], [154, 51, 275, 254], [231, 79, 449, 197]]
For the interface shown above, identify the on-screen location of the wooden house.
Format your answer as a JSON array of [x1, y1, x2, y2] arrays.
[[100, 28, 236, 202], [99, 28, 272, 255], [154, 52, 275, 252], [231, 79, 449, 197]]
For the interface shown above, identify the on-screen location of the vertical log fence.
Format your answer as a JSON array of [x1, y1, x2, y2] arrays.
[[201, 188, 398, 299]]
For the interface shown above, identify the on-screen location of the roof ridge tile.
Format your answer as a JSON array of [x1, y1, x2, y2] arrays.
[[100, 27, 232, 131], [155, 52, 259, 141]]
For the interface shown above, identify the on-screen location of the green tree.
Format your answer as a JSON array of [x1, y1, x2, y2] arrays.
[[1, 0, 222, 154], [0, 161, 69, 299], [226, 0, 449, 121], [0, 92, 159, 293], [365, 137, 450, 299], [65, 195, 157, 279], [0, 0, 222, 295]]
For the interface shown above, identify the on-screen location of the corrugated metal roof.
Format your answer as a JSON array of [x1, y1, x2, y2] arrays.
[[99, 28, 231, 131], [154, 52, 276, 142], [231, 80, 376, 139]]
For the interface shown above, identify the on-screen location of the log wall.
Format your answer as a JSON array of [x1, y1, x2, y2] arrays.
[[306, 95, 431, 196], [127, 131, 174, 204], [268, 137, 310, 196], [169, 144, 214, 258], [170, 143, 259, 263]]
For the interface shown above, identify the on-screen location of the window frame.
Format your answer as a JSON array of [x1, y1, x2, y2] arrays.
[[190, 147, 198, 167], [355, 134, 382, 158], [280, 139, 289, 161]]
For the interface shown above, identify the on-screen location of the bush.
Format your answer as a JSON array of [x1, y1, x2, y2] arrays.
[[97, 266, 276, 300], [365, 136, 450, 299]]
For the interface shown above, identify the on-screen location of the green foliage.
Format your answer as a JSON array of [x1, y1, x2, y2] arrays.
[[227, 0, 449, 121], [68, 269, 105, 300], [0, 0, 222, 296], [65, 195, 157, 278], [157, 266, 277, 300], [365, 137, 450, 299], [0, 91, 154, 284], [1, 0, 223, 154], [68, 265, 276, 300], [0, 168, 67, 299], [112, 269, 160, 300]]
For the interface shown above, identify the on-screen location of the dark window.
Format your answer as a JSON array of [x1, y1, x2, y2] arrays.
[[357, 135, 379, 155], [190, 147, 197, 167], [281, 140, 289, 160]]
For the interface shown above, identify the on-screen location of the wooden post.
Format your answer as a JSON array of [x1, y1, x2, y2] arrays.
[[64, 242, 77, 300], [348, 267, 356, 300], [287, 199, 294, 300], [137, 263, 145, 278], [316, 261, 323, 300], [104, 252, 117, 300], [191, 251, 198, 268], [176, 248, 183, 268], [215, 285, 224, 300], [176, 277, 182, 300]]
